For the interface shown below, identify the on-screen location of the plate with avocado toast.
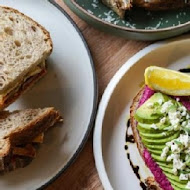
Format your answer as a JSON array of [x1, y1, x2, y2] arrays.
[[65, 0, 190, 40], [94, 35, 190, 190]]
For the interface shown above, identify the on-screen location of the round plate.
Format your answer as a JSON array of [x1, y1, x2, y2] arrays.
[[93, 35, 190, 189], [0, 0, 97, 190], [65, 0, 190, 41]]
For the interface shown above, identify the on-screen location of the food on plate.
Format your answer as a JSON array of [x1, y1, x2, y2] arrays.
[[0, 107, 61, 172], [102, 0, 190, 18], [130, 66, 190, 189], [133, 0, 190, 11], [0, 6, 52, 110], [102, 0, 132, 18]]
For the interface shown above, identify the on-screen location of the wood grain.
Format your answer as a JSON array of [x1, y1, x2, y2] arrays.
[[46, 1, 150, 189]]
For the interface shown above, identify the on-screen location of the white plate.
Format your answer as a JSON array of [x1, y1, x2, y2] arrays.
[[93, 35, 190, 190], [0, 0, 97, 190]]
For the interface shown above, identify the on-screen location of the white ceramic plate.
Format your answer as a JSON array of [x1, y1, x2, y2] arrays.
[[0, 0, 97, 190], [93, 35, 190, 190]]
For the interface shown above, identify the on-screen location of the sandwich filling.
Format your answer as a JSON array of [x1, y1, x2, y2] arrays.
[[0, 61, 46, 108], [1, 133, 44, 172], [135, 86, 190, 190]]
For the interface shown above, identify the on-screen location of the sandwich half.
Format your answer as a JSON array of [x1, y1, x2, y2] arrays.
[[102, 0, 190, 18], [102, 0, 132, 18], [0, 6, 52, 110], [133, 0, 190, 11], [0, 107, 61, 172], [130, 66, 190, 190]]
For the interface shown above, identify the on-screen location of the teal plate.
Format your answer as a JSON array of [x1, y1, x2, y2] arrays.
[[64, 0, 190, 41]]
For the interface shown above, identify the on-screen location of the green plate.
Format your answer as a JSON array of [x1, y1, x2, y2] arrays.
[[64, 0, 190, 41]]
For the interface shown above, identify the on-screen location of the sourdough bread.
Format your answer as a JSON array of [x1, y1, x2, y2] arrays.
[[0, 6, 52, 100], [0, 107, 61, 172]]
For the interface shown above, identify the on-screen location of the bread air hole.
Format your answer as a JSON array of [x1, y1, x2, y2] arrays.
[[4, 71, 9, 75], [4, 27, 13, 35], [26, 55, 31, 59], [31, 26, 36, 32], [15, 51, 21, 56], [0, 75, 6, 82], [9, 17, 14, 22], [0, 62, 4, 69], [14, 40, 21, 47]]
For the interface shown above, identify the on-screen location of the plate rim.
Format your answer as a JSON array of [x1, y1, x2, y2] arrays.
[[93, 35, 190, 190], [34, 0, 98, 189], [66, 0, 190, 33]]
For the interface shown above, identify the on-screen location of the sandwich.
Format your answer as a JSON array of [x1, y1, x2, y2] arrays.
[[130, 66, 190, 190], [102, 0, 132, 18], [0, 6, 52, 110], [0, 107, 61, 172], [102, 0, 190, 18], [133, 0, 190, 11]]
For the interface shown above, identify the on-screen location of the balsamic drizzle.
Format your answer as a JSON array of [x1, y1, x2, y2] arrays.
[[125, 119, 147, 189], [179, 68, 190, 73], [127, 153, 140, 180], [125, 119, 135, 144]]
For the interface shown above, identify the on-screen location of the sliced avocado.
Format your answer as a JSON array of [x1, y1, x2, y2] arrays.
[[172, 184, 186, 190], [161, 168, 187, 185], [142, 131, 180, 145], [157, 161, 173, 169], [146, 148, 162, 155], [135, 92, 169, 121], [151, 154, 166, 162], [147, 148, 172, 156], [139, 129, 174, 139], [138, 122, 170, 132], [145, 144, 166, 150], [164, 173, 188, 188]]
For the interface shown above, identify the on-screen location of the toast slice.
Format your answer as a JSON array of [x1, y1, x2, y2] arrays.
[[102, 0, 190, 18], [130, 88, 162, 190], [102, 0, 132, 18], [0, 6, 52, 110], [0, 107, 61, 172], [133, 0, 190, 11]]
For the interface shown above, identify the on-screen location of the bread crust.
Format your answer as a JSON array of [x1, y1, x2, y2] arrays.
[[8, 108, 61, 146], [130, 87, 161, 190]]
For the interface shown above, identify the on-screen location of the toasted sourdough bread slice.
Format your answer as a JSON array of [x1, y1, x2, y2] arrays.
[[102, 0, 190, 18], [0, 6, 52, 109], [130, 87, 161, 190], [133, 0, 190, 11], [0, 107, 61, 172], [102, 0, 132, 18]]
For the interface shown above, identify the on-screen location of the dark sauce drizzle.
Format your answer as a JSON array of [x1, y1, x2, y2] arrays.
[[125, 119, 147, 190], [179, 68, 190, 73], [125, 119, 135, 144]]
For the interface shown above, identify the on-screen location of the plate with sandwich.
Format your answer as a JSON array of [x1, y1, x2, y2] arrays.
[[94, 35, 190, 190], [0, 0, 97, 190], [65, 0, 190, 40]]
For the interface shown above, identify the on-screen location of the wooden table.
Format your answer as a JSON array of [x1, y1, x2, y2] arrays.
[[46, 1, 150, 189]]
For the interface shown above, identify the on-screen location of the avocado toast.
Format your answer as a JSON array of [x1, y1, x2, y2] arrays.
[[130, 66, 190, 190]]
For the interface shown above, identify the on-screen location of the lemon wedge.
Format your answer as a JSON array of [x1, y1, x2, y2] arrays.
[[145, 66, 190, 96]]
